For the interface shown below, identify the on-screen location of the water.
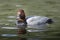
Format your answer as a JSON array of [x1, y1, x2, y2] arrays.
[[0, 37, 46, 40], [7, 16, 16, 18], [0, 26, 60, 40], [0, 37, 60, 40], [0, 16, 60, 40]]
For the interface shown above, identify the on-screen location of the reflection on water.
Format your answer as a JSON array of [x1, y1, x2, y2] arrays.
[[1, 34, 18, 37], [27, 25, 48, 32], [1, 37, 60, 40], [7, 16, 16, 18], [1, 37, 40, 40], [18, 38, 27, 40], [1, 25, 60, 40], [27, 38, 41, 40]]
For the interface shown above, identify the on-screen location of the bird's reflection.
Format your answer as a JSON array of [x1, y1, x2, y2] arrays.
[[17, 25, 48, 35], [18, 37, 27, 40], [27, 25, 48, 32], [17, 25, 27, 35], [18, 37, 42, 40]]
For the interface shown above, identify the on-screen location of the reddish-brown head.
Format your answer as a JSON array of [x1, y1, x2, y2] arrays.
[[17, 9, 26, 19]]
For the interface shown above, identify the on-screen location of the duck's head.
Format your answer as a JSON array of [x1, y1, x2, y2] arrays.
[[17, 9, 27, 26], [17, 9, 26, 20]]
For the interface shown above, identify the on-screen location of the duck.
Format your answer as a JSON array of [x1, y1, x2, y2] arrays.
[[16, 9, 53, 26], [16, 9, 53, 33]]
